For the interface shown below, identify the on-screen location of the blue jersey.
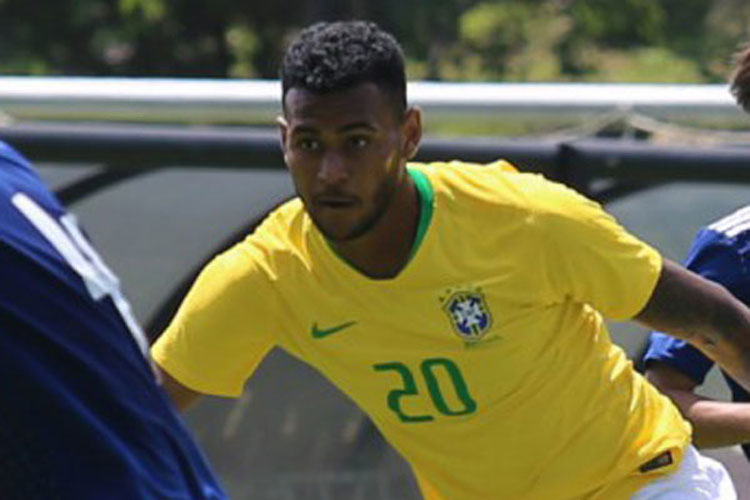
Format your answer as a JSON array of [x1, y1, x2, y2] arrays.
[[644, 206, 750, 461], [0, 141, 225, 499]]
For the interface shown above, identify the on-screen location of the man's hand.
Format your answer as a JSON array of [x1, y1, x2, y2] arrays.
[[646, 361, 750, 449]]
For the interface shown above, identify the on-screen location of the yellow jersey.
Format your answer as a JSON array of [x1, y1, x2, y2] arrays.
[[153, 160, 691, 499]]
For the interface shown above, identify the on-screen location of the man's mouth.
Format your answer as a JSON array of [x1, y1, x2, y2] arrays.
[[314, 195, 359, 209]]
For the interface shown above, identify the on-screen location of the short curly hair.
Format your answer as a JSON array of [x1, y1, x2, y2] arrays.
[[280, 21, 406, 117], [730, 46, 750, 114]]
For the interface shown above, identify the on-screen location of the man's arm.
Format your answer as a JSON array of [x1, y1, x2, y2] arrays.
[[646, 361, 750, 449], [157, 366, 204, 412], [150, 247, 279, 411], [635, 259, 750, 392]]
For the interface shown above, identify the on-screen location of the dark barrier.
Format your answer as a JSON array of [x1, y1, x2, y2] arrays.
[[2, 121, 750, 202]]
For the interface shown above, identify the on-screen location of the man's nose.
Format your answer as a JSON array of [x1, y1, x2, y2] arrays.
[[318, 151, 350, 185]]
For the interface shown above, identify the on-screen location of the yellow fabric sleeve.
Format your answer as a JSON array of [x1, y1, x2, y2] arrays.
[[151, 243, 278, 397], [534, 179, 662, 320]]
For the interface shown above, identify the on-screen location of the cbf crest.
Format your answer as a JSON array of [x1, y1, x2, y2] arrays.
[[440, 287, 493, 342]]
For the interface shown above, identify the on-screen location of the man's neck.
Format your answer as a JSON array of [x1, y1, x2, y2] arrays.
[[329, 173, 419, 280]]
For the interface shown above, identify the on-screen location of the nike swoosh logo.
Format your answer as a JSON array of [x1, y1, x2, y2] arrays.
[[311, 321, 357, 339]]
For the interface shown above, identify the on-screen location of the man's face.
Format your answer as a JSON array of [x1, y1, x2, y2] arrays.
[[279, 82, 420, 241]]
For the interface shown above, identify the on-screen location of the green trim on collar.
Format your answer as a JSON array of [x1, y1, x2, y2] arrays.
[[322, 166, 434, 275], [406, 167, 434, 264]]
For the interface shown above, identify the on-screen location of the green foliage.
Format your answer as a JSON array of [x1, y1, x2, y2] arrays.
[[570, 0, 666, 46], [461, 3, 532, 50], [579, 47, 704, 83], [0, 0, 747, 83], [225, 24, 260, 78], [457, 1, 571, 81], [119, 0, 167, 22]]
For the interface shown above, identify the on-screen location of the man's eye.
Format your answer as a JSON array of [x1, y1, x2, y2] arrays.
[[349, 136, 369, 148], [297, 138, 320, 151]]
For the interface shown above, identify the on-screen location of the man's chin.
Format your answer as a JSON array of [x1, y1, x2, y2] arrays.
[[312, 216, 372, 242], [310, 216, 354, 241], [315, 224, 360, 242], [310, 202, 387, 243]]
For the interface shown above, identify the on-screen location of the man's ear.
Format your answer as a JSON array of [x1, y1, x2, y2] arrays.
[[277, 115, 290, 165], [402, 106, 422, 160]]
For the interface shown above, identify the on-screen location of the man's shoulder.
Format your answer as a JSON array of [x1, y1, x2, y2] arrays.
[[416, 159, 547, 207], [229, 197, 310, 270], [417, 159, 599, 225], [263, 197, 306, 228], [0, 143, 67, 260], [0, 141, 39, 191], [683, 205, 750, 267], [0, 140, 32, 170], [0, 140, 63, 220], [413, 159, 518, 187], [704, 205, 750, 241]]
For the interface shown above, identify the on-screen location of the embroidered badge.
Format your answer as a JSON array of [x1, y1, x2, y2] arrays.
[[440, 288, 493, 342]]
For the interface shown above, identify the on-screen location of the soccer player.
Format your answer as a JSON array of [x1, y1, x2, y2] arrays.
[[153, 21, 746, 498], [644, 206, 750, 459], [0, 139, 226, 499], [644, 46, 750, 462]]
